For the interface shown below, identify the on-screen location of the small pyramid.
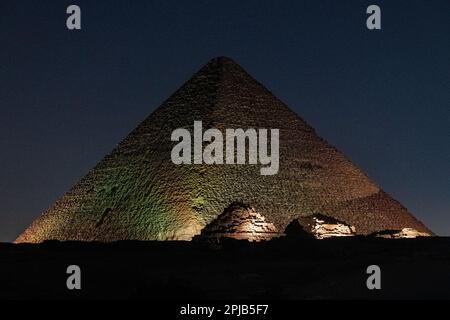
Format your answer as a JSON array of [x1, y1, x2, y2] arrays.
[[16, 57, 432, 242], [195, 202, 281, 242], [297, 214, 357, 239]]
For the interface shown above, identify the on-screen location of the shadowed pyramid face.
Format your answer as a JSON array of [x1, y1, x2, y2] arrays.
[[16, 57, 431, 243]]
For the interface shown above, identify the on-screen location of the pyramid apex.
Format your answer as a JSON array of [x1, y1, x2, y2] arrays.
[[210, 56, 235, 62], [206, 56, 239, 66]]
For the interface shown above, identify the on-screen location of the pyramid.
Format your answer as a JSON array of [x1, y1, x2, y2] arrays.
[[195, 202, 281, 242], [296, 214, 357, 239], [16, 57, 432, 243]]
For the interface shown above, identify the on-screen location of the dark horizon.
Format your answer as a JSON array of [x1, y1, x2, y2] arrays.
[[1, 0, 449, 242]]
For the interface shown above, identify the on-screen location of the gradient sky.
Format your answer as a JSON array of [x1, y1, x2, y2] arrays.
[[0, 0, 449, 242]]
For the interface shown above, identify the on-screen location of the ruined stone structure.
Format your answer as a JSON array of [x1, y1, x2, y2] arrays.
[[297, 214, 357, 239], [16, 57, 432, 243], [372, 228, 431, 239], [196, 202, 281, 242]]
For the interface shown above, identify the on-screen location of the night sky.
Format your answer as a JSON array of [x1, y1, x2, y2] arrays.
[[1, 0, 449, 242]]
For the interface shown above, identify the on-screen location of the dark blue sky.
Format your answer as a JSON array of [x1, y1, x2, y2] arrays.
[[0, 0, 449, 241]]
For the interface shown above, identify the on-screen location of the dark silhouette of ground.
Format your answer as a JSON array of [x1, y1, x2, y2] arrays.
[[1, 237, 450, 300]]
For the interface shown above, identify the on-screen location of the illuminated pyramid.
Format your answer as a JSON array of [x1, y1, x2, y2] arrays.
[[16, 57, 431, 242]]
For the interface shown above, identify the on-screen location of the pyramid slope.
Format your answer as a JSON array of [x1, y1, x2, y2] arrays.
[[16, 57, 431, 243]]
